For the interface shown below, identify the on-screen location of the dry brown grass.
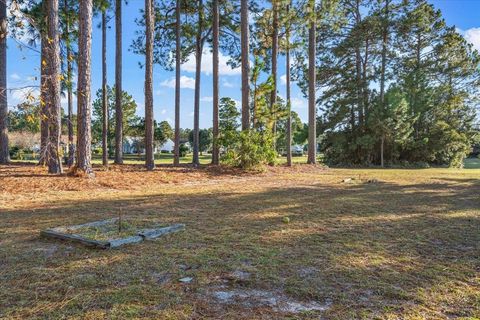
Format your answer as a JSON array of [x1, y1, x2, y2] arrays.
[[0, 163, 479, 319]]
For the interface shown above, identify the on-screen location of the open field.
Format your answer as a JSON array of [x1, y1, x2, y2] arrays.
[[0, 163, 479, 319]]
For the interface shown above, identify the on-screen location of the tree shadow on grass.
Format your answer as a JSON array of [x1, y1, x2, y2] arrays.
[[0, 178, 479, 319]]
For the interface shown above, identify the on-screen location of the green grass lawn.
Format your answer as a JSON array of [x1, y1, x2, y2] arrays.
[[464, 157, 480, 169]]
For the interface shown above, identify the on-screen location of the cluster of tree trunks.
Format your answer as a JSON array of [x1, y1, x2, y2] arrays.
[[0, 0, 320, 171]]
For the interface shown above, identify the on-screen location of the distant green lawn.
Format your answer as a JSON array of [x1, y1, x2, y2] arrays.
[[463, 157, 480, 169], [92, 153, 311, 165], [10, 152, 310, 165], [94, 153, 213, 165], [11, 152, 479, 168]]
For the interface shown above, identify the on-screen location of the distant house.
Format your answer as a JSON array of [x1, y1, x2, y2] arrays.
[[123, 136, 175, 154], [160, 139, 174, 152], [9, 131, 75, 160], [123, 136, 144, 154]]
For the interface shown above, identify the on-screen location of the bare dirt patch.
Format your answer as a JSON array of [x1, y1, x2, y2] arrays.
[[209, 285, 331, 314]]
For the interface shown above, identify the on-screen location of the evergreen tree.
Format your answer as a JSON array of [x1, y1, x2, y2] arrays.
[[0, 0, 8, 164], [75, 0, 94, 176]]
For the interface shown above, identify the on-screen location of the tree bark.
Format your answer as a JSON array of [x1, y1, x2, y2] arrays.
[[39, 1, 48, 166], [0, 0, 8, 164], [379, 0, 389, 109], [271, 0, 278, 146], [379, 0, 389, 167], [353, 2, 361, 130], [114, 0, 123, 164], [145, 0, 155, 170], [286, 2, 292, 167], [240, 0, 250, 131], [211, 0, 219, 165], [355, 0, 364, 128], [173, 0, 181, 166], [192, 0, 203, 167], [307, 0, 316, 165], [102, 10, 108, 166], [65, 0, 74, 167], [75, 0, 94, 176], [46, 0, 63, 174]]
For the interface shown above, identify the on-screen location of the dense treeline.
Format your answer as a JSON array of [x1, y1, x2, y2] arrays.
[[0, 0, 478, 173], [309, 0, 480, 167]]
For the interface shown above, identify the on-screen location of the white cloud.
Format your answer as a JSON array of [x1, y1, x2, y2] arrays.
[[10, 73, 21, 81], [160, 109, 167, 115], [222, 80, 234, 88], [463, 27, 480, 51], [160, 76, 195, 90], [200, 96, 213, 102], [182, 48, 241, 76], [291, 97, 307, 109], [280, 74, 296, 86]]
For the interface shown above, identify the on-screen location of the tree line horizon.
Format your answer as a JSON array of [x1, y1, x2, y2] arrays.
[[0, 0, 478, 174]]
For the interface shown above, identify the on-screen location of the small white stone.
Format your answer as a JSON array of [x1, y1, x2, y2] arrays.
[[179, 277, 193, 283]]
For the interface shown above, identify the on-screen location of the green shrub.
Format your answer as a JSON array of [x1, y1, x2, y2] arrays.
[[221, 130, 276, 170], [179, 144, 189, 157]]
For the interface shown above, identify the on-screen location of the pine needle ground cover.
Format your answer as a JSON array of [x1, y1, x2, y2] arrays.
[[0, 163, 479, 319]]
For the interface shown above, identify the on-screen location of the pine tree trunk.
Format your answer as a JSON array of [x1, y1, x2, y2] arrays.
[[65, 0, 74, 167], [0, 0, 9, 164], [362, 39, 369, 123], [75, 0, 94, 176], [355, 0, 364, 128], [39, 2, 48, 166], [240, 0, 250, 131], [307, 0, 316, 165], [46, 0, 63, 174], [211, 0, 219, 165], [379, 0, 389, 167], [271, 0, 278, 148], [102, 10, 108, 166], [353, 1, 362, 128], [114, 0, 123, 164], [145, 0, 155, 170], [173, 0, 181, 166], [379, 0, 389, 108], [286, 2, 292, 167], [192, 0, 203, 167]]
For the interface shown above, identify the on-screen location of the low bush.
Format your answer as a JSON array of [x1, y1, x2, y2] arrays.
[[221, 130, 276, 170]]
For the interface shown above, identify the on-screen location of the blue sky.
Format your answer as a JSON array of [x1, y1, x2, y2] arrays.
[[7, 0, 480, 129]]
